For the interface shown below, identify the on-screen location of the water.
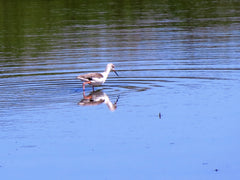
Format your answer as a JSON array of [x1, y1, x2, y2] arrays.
[[0, 0, 240, 179]]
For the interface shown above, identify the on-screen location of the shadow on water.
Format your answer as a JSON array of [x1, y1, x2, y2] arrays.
[[78, 90, 119, 112]]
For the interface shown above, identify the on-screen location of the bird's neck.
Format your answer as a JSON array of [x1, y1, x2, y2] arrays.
[[102, 67, 111, 79]]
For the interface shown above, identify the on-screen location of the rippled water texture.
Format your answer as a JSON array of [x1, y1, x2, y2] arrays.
[[0, 0, 240, 179]]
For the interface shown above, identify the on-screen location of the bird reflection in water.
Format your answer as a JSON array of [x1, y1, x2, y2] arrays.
[[78, 90, 119, 111]]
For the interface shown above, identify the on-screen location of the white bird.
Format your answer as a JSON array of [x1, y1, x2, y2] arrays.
[[77, 63, 118, 91]]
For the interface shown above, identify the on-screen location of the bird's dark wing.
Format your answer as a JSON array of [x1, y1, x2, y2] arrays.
[[77, 73, 103, 81]]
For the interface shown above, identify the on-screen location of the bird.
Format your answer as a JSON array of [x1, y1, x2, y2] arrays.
[[77, 63, 119, 91]]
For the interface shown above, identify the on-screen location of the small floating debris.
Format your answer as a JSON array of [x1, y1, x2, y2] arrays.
[[159, 112, 161, 119], [214, 169, 219, 172]]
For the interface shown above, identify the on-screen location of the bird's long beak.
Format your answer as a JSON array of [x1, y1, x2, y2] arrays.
[[113, 69, 119, 76]]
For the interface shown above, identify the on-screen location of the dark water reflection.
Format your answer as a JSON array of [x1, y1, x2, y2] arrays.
[[0, 0, 240, 179]]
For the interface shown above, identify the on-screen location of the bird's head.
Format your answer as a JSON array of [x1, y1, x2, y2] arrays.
[[108, 63, 119, 76]]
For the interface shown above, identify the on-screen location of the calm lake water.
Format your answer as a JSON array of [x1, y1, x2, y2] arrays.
[[0, 0, 240, 179]]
